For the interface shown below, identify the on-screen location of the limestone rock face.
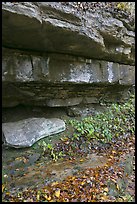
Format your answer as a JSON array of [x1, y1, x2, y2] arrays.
[[2, 48, 134, 108], [2, 118, 66, 148], [2, 2, 135, 109], [2, 2, 135, 64]]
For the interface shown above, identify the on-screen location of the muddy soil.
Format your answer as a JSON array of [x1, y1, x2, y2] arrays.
[[2, 145, 108, 193], [2, 105, 108, 194], [2, 105, 135, 201]]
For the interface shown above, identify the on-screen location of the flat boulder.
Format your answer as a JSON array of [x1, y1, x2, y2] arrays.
[[2, 118, 66, 148]]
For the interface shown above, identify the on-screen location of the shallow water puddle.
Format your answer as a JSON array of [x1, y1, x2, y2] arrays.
[[3, 153, 108, 191]]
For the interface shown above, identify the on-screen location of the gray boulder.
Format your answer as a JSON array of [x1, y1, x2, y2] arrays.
[[2, 118, 66, 148]]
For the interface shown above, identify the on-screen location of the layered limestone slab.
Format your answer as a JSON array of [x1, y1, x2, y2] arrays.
[[2, 48, 135, 107], [2, 118, 66, 148], [2, 2, 135, 109], [2, 49, 135, 84], [2, 2, 135, 65]]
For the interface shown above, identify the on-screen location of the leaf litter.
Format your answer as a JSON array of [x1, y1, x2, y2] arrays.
[[2, 95, 135, 202]]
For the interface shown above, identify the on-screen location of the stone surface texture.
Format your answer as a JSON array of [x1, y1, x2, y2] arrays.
[[2, 2, 135, 109], [2, 118, 66, 148]]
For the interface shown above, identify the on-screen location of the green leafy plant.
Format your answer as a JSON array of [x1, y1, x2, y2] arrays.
[[69, 94, 135, 143], [37, 141, 63, 161], [32, 94, 135, 162]]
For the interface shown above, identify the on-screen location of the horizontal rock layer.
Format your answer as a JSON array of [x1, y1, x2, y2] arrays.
[[2, 48, 134, 107], [2, 2, 135, 109], [2, 2, 135, 65]]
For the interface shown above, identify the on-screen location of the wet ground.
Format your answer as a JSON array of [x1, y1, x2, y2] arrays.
[[2, 105, 109, 196], [2, 134, 135, 202], [2, 144, 108, 194], [2, 105, 135, 202]]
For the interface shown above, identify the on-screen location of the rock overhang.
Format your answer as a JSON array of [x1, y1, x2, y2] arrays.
[[2, 2, 135, 109], [2, 47, 134, 108], [2, 2, 135, 65]]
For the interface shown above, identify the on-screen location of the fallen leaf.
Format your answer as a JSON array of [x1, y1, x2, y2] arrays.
[[60, 137, 68, 142], [44, 194, 51, 201], [37, 191, 41, 201], [104, 187, 108, 192], [23, 157, 28, 164], [71, 176, 76, 180], [64, 141, 70, 144], [117, 198, 123, 202], [54, 189, 60, 198], [51, 181, 59, 186], [100, 195, 109, 200], [116, 184, 119, 190], [2, 184, 5, 193], [15, 157, 22, 160], [5, 192, 10, 195], [111, 178, 117, 183], [81, 181, 86, 185]]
